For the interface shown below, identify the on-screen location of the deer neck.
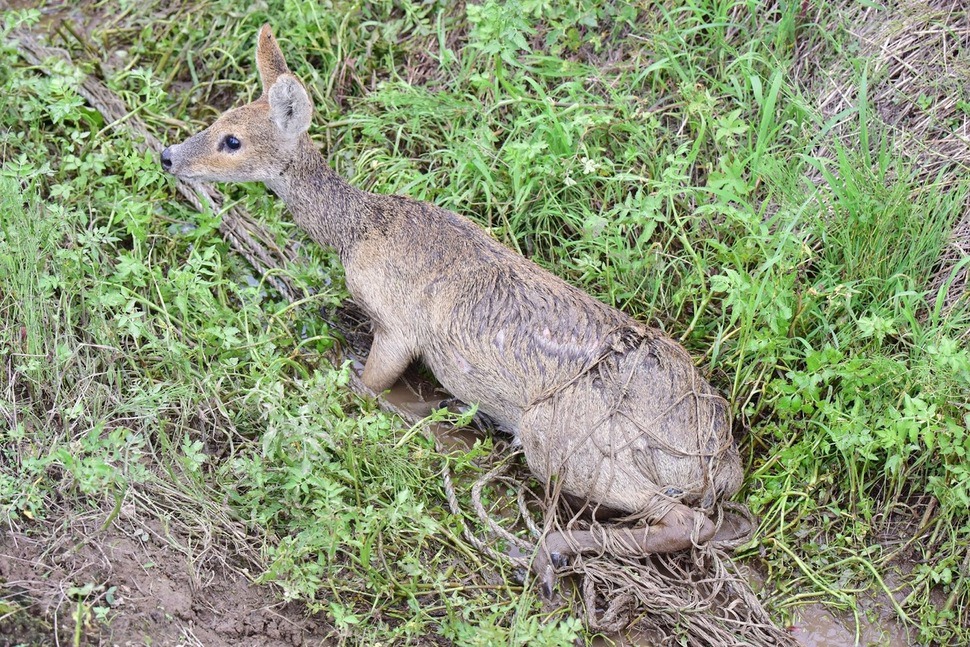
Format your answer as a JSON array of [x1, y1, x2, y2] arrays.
[[267, 137, 373, 259]]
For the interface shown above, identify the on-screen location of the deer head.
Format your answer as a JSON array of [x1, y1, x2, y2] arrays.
[[160, 24, 313, 185]]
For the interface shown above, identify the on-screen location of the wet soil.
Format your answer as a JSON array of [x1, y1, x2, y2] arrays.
[[0, 523, 333, 646], [745, 562, 915, 647], [788, 603, 912, 647]]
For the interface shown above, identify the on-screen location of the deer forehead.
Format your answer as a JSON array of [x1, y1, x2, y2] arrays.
[[208, 100, 277, 137]]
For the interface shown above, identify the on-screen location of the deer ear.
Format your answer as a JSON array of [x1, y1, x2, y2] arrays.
[[268, 74, 313, 140], [256, 24, 290, 94]]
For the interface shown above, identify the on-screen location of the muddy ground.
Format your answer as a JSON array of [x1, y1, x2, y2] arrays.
[[0, 522, 332, 646]]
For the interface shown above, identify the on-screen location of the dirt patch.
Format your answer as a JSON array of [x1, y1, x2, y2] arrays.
[[0, 521, 332, 646]]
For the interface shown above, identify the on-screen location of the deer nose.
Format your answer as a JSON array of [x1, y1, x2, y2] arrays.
[[160, 147, 173, 171]]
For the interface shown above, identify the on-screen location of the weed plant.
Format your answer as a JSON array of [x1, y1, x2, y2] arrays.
[[1, 0, 969, 644]]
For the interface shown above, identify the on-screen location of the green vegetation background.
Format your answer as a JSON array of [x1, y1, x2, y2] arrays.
[[1, 0, 969, 644]]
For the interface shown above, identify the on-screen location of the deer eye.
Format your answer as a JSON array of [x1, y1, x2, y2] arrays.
[[222, 135, 241, 151]]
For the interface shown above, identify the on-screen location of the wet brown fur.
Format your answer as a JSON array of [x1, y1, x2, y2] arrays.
[[161, 25, 744, 595]]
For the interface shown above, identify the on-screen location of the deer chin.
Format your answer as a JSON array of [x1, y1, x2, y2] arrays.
[[175, 170, 222, 182], [165, 169, 212, 184], [164, 164, 231, 183]]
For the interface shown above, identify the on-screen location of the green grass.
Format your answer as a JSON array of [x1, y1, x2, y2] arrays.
[[2, 0, 970, 644]]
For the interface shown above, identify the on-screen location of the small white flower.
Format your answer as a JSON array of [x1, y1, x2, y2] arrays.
[[581, 156, 599, 175]]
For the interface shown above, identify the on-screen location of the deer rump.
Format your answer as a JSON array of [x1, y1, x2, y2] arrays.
[[517, 325, 741, 520]]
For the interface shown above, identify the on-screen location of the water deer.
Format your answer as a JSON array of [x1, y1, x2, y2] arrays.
[[160, 24, 744, 596]]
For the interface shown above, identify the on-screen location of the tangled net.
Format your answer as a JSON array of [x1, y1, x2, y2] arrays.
[[438, 374, 797, 646], [333, 298, 795, 643]]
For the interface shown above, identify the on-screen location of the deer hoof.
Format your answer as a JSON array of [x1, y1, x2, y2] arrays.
[[540, 565, 557, 599], [550, 551, 569, 569], [533, 535, 569, 598]]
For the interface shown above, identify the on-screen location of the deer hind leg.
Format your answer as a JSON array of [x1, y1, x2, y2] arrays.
[[532, 503, 715, 598]]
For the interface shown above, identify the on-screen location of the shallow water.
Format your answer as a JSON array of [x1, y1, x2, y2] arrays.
[[379, 378, 483, 452], [786, 601, 913, 647]]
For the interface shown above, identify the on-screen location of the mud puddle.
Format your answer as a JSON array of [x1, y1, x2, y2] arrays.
[[787, 603, 912, 647], [376, 373, 483, 453], [744, 562, 914, 647]]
